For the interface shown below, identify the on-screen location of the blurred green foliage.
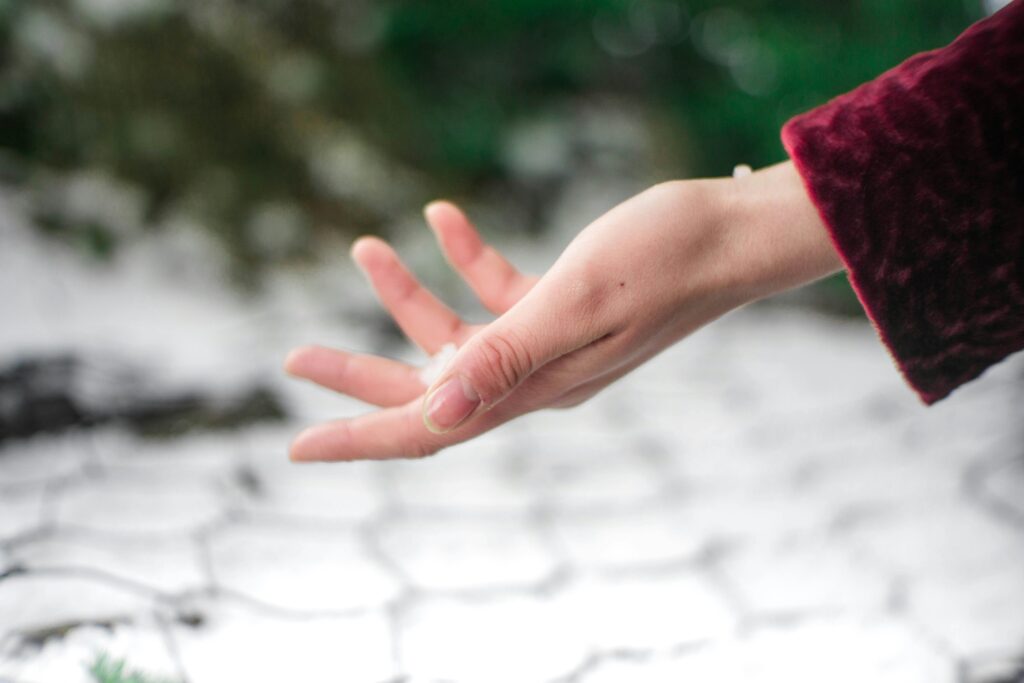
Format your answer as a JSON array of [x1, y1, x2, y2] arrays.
[[0, 0, 979, 281], [88, 652, 180, 683]]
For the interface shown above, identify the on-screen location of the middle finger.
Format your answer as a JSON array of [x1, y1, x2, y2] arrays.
[[352, 236, 469, 353]]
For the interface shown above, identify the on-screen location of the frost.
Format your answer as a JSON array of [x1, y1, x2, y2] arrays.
[[418, 343, 458, 387]]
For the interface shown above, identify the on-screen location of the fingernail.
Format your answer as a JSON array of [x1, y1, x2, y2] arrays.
[[423, 376, 480, 433]]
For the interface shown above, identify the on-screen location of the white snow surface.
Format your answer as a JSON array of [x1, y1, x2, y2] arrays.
[[1, 184, 1023, 683], [0, 188, 377, 410]]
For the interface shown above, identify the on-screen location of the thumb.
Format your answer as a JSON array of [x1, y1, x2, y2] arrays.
[[422, 294, 596, 434]]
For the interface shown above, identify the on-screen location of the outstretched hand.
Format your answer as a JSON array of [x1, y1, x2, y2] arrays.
[[285, 161, 842, 461]]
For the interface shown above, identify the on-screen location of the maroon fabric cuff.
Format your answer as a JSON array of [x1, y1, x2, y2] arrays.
[[781, 0, 1024, 404]]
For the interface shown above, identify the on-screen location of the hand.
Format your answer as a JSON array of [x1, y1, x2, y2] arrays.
[[285, 161, 842, 461]]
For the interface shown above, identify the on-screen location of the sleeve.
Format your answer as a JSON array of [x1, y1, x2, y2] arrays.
[[781, 0, 1024, 404]]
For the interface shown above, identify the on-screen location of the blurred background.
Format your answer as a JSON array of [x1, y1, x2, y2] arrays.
[[2, 1, 1023, 682], [0, 0, 991, 283]]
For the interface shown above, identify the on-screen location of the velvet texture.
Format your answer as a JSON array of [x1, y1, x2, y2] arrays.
[[782, 0, 1024, 404]]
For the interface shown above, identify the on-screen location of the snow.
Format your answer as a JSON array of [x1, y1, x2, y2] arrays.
[[418, 342, 458, 387]]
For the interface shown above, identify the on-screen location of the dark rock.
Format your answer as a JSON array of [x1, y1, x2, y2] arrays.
[[0, 354, 286, 443]]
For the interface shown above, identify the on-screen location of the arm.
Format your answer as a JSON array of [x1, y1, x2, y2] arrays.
[[285, 161, 842, 461], [286, 4, 1024, 461]]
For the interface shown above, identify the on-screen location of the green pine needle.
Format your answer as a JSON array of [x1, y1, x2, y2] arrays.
[[88, 652, 182, 683]]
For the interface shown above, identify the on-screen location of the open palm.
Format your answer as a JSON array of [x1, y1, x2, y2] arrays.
[[285, 201, 539, 459], [285, 164, 842, 462]]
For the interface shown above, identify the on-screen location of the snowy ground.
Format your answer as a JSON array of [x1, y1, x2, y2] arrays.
[[1, 189, 1023, 683]]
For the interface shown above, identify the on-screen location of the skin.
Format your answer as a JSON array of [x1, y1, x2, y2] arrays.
[[285, 160, 844, 462]]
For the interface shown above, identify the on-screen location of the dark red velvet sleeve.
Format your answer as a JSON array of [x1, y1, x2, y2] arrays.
[[781, 0, 1024, 404]]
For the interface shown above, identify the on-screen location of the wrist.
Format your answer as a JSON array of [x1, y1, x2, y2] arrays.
[[716, 160, 844, 304]]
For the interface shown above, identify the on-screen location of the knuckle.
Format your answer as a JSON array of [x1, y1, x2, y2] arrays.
[[409, 440, 440, 459], [561, 263, 612, 324], [404, 417, 442, 459], [399, 411, 440, 458], [475, 329, 536, 397], [329, 352, 352, 383], [445, 314, 464, 339]]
